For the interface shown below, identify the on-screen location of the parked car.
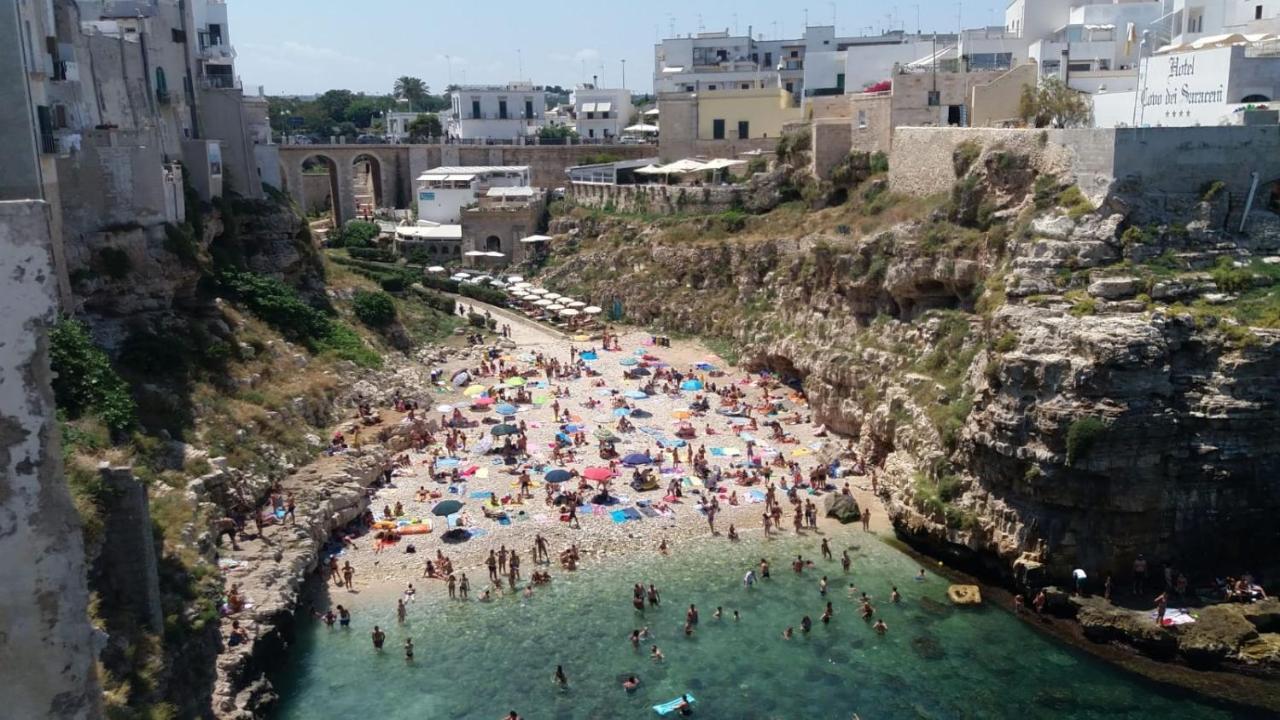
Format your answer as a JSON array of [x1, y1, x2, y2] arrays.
[[356, 134, 387, 144]]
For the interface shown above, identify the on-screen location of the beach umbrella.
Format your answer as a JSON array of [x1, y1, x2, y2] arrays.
[[583, 467, 613, 482], [505, 376, 527, 387], [563, 423, 585, 433], [463, 384, 486, 397], [624, 389, 648, 399], [543, 293, 562, 301], [535, 299, 553, 307], [427, 265, 446, 273], [619, 357, 638, 367], [491, 423, 519, 437], [594, 428, 618, 441], [613, 407, 632, 417], [583, 306, 603, 315], [528, 288, 547, 296], [672, 410, 691, 420], [472, 396, 495, 406], [436, 404, 454, 413], [568, 301, 587, 308], [579, 350, 598, 360], [695, 362, 717, 371], [680, 379, 704, 391], [630, 367, 651, 376], [451, 370, 471, 386], [622, 453, 653, 466], [494, 403, 518, 416], [507, 275, 524, 283], [432, 500, 464, 516], [573, 334, 591, 342], [544, 469, 573, 483], [560, 308, 580, 317], [455, 272, 472, 278], [545, 303, 565, 311]]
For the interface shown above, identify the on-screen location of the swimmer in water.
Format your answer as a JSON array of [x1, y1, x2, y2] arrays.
[[554, 665, 568, 688], [403, 637, 414, 661], [623, 675, 640, 692], [714, 606, 723, 620], [891, 586, 901, 603], [783, 626, 794, 640], [873, 619, 888, 634], [650, 645, 664, 661]]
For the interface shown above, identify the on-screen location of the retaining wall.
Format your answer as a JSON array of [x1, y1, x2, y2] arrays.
[[568, 183, 744, 214]]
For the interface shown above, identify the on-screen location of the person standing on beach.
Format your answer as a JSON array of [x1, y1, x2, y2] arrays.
[[342, 562, 355, 590], [861, 508, 871, 531], [648, 584, 661, 607], [404, 638, 414, 662], [760, 558, 771, 579], [447, 574, 457, 599], [459, 573, 470, 599], [371, 626, 386, 651], [762, 512, 772, 535], [1154, 591, 1168, 626], [499, 546, 509, 575], [1033, 589, 1047, 615], [841, 551, 851, 574], [744, 569, 757, 587], [487, 551, 499, 583]]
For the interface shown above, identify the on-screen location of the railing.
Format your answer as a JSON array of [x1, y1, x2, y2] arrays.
[[200, 75, 241, 90]]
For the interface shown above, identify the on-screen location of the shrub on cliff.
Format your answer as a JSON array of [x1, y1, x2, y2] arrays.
[[49, 318, 136, 433], [1066, 416, 1107, 465], [334, 220, 380, 249], [352, 290, 397, 328]]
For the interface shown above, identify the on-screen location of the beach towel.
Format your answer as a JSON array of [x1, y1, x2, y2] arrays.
[[469, 491, 493, 499], [637, 505, 660, 518], [468, 528, 489, 539], [622, 507, 643, 520], [497, 516, 512, 526], [610, 509, 630, 524], [747, 490, 767, 504], [1153, 608, 1197, 626]]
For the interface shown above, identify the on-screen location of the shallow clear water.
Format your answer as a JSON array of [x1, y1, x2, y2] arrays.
[[272, 531, 1243, 720]]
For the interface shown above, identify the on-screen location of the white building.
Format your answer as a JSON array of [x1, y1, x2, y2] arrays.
[[571, 85, 632, 140], [415, 166, 531, 223], [191, 0, 237, 90], [655, 25, 869, 102], [447, 83, 545, 141], [803, 33, 965, 98], [1167, 0, 1280, 46], [386, 111, 430, 143]]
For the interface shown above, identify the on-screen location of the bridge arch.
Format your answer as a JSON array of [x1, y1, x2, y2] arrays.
[[351, 153, 385, 216], [294, 153, 342, 227]]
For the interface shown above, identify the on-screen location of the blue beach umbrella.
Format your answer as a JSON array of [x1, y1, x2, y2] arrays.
[[695, 362, 717, 371], [495, 403, 518, 416], [619, 357, 638, 367], [613, 407, 632, 417], [579, 351, 598, 361], [545, 469, 573, 483], [680, 379, 704, 391], [624, 390, 648, 399], [622, 453, 653, 466]]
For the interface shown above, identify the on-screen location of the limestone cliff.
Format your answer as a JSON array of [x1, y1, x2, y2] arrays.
[[540, 143, 1280, 591]]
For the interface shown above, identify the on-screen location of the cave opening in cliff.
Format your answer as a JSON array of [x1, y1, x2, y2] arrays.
[[751, 354, 808, 397]]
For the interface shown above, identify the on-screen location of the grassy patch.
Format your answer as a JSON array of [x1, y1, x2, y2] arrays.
[[1066, 416, 1106, 465]]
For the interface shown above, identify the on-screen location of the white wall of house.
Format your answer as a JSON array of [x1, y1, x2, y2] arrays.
[[448, 85, 545, 140], [572, 87, 632, 139]]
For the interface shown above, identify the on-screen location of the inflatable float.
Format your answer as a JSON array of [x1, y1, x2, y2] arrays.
[[947, 584, 982, 605], [653, 693, 695, 716]]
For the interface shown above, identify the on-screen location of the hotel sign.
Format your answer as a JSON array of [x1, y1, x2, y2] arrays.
[[1139, 47, 1230, 118]]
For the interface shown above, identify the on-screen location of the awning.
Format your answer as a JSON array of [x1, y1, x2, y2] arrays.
[[520, 234, 552, 243], [486, 186, 535, 198], [661, 66, 685, 74], [464, 251, 487, 257], [445, 174, 477, 182], [700, 158, 746, 170], [643, 107, 660, 116], [596, 102, 612, 112], [624, 123, 660, 133], [396, 224, 463, 240], [581, 102, 598, 113], [485, 251, 505, 257]]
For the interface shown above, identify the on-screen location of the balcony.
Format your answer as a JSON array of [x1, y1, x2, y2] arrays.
[[200, 75, 241, 90], [199, 43, 237, 62]]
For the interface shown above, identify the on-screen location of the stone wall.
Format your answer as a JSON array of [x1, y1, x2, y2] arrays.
[[0, 200, 101, 719], [888, 126, 1280, 213], [93, 466, 164, 634], [811, 120, 853, 181], [568, 183, 744, 214]]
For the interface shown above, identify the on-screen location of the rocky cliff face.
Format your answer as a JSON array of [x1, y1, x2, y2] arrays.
[[541, 145, 1280, 586]]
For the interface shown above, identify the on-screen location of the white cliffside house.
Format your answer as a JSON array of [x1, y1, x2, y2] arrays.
[[447, 83, 545, 141], [571, 85, 632, 140]]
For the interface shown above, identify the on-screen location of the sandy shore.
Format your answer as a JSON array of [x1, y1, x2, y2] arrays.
[[321, 304, 889, 613]]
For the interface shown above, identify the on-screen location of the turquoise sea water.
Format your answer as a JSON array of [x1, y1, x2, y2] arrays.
[[272, 531, 1244, 720]]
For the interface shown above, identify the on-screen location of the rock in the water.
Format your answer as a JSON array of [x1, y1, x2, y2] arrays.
[[947, 584, 982, 605], [823, 493, 861, 524], [1076, 598, 1177, 659]]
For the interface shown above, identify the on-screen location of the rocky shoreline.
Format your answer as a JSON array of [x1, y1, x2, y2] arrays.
[[209, 450, 390, 718]]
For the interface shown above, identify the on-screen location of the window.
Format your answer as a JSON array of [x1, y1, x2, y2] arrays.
[[1098, 59, 1110, 71], [52, 104, 68, 129], [471, 99, 481, 119], [36, 105, 56, 154], [1257, 5, 1265, 19], [171, 29, 186, 43], [588, 128, 595, 138], [836, 73, 845, 92], [708, 84, 717, 90], [1187, 10, 1203, 33], [498, 100, 508, 119], [712, 118, 725, 140], [857, 110, 867, 129], [927, 90, 940, 106], [737, 120, 749, 139], [485, 235, 502, 252], [586, 112, 594, 119], [947, 105, 963, 125], [790, 50, 799, 58], [208, 23, 223, 46], [740, 83, 750, 90], [764, 52, 773, 67], [785, 82, 794, 93], [684, 84, 695, 92], [525, 99, 534, 118]]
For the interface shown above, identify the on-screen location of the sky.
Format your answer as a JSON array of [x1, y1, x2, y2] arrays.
[[230, 0, 998, 97]]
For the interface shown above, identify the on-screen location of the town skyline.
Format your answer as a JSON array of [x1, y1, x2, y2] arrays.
[[231, 0, 1002, 95]]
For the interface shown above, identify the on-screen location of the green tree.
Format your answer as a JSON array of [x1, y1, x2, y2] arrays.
[[352, 290, 397, 328], [408, 114, 443, 142], [1019, 77, 1093, 128], [49, 318, 137, 433], [394, 76, 428, 111], [316, 89, 356, 124], [539, 124, 578, 140], [345, 98, 382, 129]]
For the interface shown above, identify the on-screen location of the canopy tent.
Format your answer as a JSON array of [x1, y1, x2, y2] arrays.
[[485, 251, 505, 258], [426, 265, 446, 273], [520, 234, 553, 243], [623, 123, 660, 133], [464, 251, 487, 257]]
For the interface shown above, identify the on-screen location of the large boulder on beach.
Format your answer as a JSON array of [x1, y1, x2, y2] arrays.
[[823, 493, 861, 524], [1076, 598, 1178, 659], [947, 584, 982, 605], [1178, 605, 1259, 666]]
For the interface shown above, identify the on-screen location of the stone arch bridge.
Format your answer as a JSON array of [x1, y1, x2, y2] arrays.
[[278, 143, 655, 226]]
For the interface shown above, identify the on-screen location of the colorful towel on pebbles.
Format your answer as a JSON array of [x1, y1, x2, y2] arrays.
[[1153, 608, 1197, 626], [746, 490, 767, 504], [609, 507, 644, 524]]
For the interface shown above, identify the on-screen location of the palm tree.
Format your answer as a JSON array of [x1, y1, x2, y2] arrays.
[[393, 76, 428, 112]]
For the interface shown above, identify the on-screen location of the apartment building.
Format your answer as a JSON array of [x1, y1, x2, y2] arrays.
[[571, 85, 632, 140], [1167, 0, 1280, 46], [447, 83, 546, 141]]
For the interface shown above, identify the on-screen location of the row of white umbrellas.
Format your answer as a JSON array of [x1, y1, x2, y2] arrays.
[[508, 281, 601, 317]]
